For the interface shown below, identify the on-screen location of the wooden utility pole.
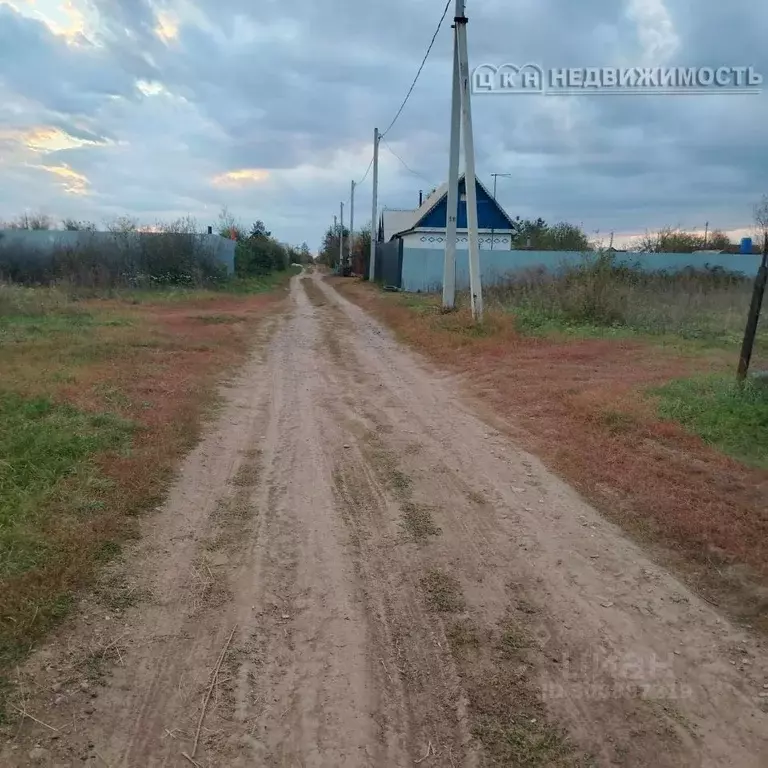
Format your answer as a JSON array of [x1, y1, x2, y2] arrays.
[[737, 233, 768, 382]]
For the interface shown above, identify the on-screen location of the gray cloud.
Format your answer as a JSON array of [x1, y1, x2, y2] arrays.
[[0, 0, 766, 247]]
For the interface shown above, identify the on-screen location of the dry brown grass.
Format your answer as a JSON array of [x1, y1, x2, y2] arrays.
[[333, 278, 768, 632]]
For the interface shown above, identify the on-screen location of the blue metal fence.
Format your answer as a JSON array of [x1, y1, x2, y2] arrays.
[[399, 248, 762, 293]]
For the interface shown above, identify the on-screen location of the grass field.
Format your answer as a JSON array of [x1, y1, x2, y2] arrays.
[[0, 272, 295, 704], [332, 267, 768, 634]]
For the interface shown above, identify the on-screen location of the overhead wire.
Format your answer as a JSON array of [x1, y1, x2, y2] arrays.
[[348, 0, 452, 191], [381, 138, 435, 188], [380, 0, 453, 139]]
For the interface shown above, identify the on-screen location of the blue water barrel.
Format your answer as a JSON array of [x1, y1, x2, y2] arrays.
[[740, 237, 753, 254]]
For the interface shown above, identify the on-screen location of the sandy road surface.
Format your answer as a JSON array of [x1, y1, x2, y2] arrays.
[[3, 272, 768, 767]]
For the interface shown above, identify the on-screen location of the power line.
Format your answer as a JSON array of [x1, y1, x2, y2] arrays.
[[380, 0, 452, 138], [356, 155, 375, 186], [344, 0, 450, 215], [381, 138, 435, 187]]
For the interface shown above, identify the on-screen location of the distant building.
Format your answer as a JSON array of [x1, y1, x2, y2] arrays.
[[380, 174, 517, 250]]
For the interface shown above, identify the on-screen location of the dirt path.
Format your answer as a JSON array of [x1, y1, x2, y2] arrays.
[[3, 272, 768, 767]]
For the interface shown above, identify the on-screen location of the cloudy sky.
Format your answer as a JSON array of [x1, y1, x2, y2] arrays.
[[0, 0, 766, 249]]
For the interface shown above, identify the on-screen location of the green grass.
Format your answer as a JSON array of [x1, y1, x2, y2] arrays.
[[0, 274, 293, 722], [0, 266, 300, 310], [472, 717, 585, 768], [0, 284, 75, 316], [0, 393, 134, 579], [395, 292, 438, 313], [654, 375, 768, 468], [224, 266, 302, 293], [121, 272, 295, 302], [503, 301, 757, 349]]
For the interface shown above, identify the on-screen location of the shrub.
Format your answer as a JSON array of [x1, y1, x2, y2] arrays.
[[486, 253, 755, 338], [0, 226, 227, 289]]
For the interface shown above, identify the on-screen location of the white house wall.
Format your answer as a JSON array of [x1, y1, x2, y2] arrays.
[[400, 230, 511, 250]]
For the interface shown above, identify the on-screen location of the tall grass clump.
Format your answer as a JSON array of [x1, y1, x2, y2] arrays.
[[486, 253, 755, 342]]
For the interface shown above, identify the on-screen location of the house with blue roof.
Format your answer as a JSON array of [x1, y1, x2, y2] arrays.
[[380, 174, 517, 251]]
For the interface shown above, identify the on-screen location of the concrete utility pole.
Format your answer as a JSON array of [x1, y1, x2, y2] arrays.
[[442, 18, 461, 310], [339, 201, 344, 270], [369, 127, 380, 281], [456, 0, 482, 319], [333, 215, 338, 267], [444, 0, 483, 320], [349, 180, 355, 270]]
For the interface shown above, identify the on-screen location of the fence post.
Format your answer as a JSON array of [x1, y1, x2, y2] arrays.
[[737, 234, 768, 382]]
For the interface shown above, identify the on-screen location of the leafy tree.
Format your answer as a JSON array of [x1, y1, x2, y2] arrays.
[[299, 242, 313, 263], [317, 224, 349, 268], [62, 218, 96, 231], [511, 217, 590, 250], [632, 227, 731, 253], [544, 222, 592, 251], [706, 230, 731, 251], [249, 220, 271, 239], [234, 220, 293, 276], [351, 227, 371, 266]]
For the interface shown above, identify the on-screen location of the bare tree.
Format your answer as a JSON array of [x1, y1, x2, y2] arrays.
[[754, 195, 768, 245], [217, 206, 243, 240], [6, 212, 53, 230], [631, 226, 730, 253], [105, 215, 139, 233]]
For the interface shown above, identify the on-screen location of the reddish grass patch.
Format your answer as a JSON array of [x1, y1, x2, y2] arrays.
[[334, 279, 768, 630], [0, 289, 286, 673]]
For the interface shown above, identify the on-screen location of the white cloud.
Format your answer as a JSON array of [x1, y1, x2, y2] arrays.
[[625, 0, 680, 64]]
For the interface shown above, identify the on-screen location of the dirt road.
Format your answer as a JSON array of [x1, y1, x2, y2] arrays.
[[4, 272, 768, 767]]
